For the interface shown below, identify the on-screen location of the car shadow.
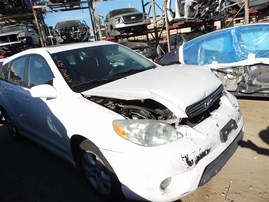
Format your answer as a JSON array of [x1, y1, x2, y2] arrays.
[[260, 126, 269, 145], [0, 124, 141, 202], [239, 127, 269, 156]]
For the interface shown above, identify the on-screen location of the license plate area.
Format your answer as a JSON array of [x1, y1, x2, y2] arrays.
[[219, 119, 238, 142]]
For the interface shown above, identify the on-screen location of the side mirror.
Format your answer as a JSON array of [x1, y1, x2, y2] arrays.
[[30, 84, 58, 99]]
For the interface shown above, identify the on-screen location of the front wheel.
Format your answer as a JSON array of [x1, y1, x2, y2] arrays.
[[80, 141, 122, 200]]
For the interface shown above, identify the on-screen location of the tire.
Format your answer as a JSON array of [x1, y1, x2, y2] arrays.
[[80, 141, 122, 200], [4, 112, 20, 139]]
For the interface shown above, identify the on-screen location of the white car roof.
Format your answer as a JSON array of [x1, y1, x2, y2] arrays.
[[41, 41, 116, 54]]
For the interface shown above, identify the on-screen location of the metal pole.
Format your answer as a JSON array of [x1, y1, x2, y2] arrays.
[[93, 2, 101, 40], [150, 0, 159, 50], [164, 0, 171, 52], [88, 0, 98, 41], [244, 0, 249, 24], [30, 0, 46, 47], [141, 0, 149, 42]]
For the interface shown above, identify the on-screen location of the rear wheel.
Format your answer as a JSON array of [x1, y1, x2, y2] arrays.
[[80, 141, 122, 200]]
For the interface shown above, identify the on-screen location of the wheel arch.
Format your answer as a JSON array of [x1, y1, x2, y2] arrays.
[[70, 134, 87, 169]]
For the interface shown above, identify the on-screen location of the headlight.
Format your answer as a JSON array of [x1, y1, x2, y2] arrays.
[[143, 13, 148, 20], [113, 119, 183, 147], [18, 32, 26, 37], [114, 17, 122, 23]]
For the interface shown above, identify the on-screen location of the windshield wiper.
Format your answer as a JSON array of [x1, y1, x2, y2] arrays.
[[72, 78, 115, 91], [110, 68, 150, 78]]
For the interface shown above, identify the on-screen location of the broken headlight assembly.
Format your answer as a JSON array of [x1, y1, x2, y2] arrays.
[[112, 119, 183, 147]]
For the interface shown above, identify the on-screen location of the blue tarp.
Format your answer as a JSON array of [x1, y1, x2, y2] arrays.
[[182, 23, 269, 65]]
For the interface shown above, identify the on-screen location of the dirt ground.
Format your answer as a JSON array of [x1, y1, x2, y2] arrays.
[[0, 99, 268, 202]]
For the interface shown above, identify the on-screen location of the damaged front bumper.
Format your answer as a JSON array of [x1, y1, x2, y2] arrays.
[[100, 94, 244, 202]]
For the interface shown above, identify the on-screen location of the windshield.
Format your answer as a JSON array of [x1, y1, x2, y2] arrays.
[[0, 25, 25, 33], [111, 8, 139, 17], [51, 44, 156, 92], [55, 20, 81, 29]]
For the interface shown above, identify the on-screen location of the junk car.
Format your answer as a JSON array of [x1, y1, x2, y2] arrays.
[[104, 8, 151, 36], [0, 41, 244, 201], [0, 24, 40, 57], [53, 20, 91, 44]]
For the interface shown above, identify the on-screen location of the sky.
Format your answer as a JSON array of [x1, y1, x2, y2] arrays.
[[43, 0, 164, 28]]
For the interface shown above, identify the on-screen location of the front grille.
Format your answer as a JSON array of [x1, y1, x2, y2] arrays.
[[122, 14, 143, 23], [186, 85, 224, 119], [0, 34, 18, 43]]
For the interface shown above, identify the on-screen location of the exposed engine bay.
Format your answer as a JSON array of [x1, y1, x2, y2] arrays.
[[212, 63, 269, 95], [87, 95, 221, 126], [89, 97, 176, 120], [53, 20, 91, 44]]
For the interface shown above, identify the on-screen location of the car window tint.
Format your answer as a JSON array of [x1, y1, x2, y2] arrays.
[[9, 56, 27, 87], [28, 55, 54, 87]]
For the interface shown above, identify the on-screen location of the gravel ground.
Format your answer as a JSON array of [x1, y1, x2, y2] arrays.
[[0, 99, 268, 202]]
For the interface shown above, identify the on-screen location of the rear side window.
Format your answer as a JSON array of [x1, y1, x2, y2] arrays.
[[9, 56, 27, 87]]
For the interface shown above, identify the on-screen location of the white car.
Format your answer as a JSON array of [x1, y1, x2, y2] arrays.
[[0, 41, 244, 202]]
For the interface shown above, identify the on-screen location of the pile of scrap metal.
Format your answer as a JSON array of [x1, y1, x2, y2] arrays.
[[166, 0, 269, 22], [167, 0, 226, 22], [52, 20, 91, 44], [118, 40, 158, 59], [0, 24, 40, 57], [0, 0, 32, 15], [178, 23, 269, 98]]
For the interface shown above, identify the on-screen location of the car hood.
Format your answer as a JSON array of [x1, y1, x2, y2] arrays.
[[82, 65, 222, 117]]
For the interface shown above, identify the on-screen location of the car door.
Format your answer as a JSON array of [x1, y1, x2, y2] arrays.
[[0, 56, 32, 134], [25, 54, 70, 158]]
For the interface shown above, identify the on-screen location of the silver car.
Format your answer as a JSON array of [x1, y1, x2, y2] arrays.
[[104, 8, 151, 36]]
